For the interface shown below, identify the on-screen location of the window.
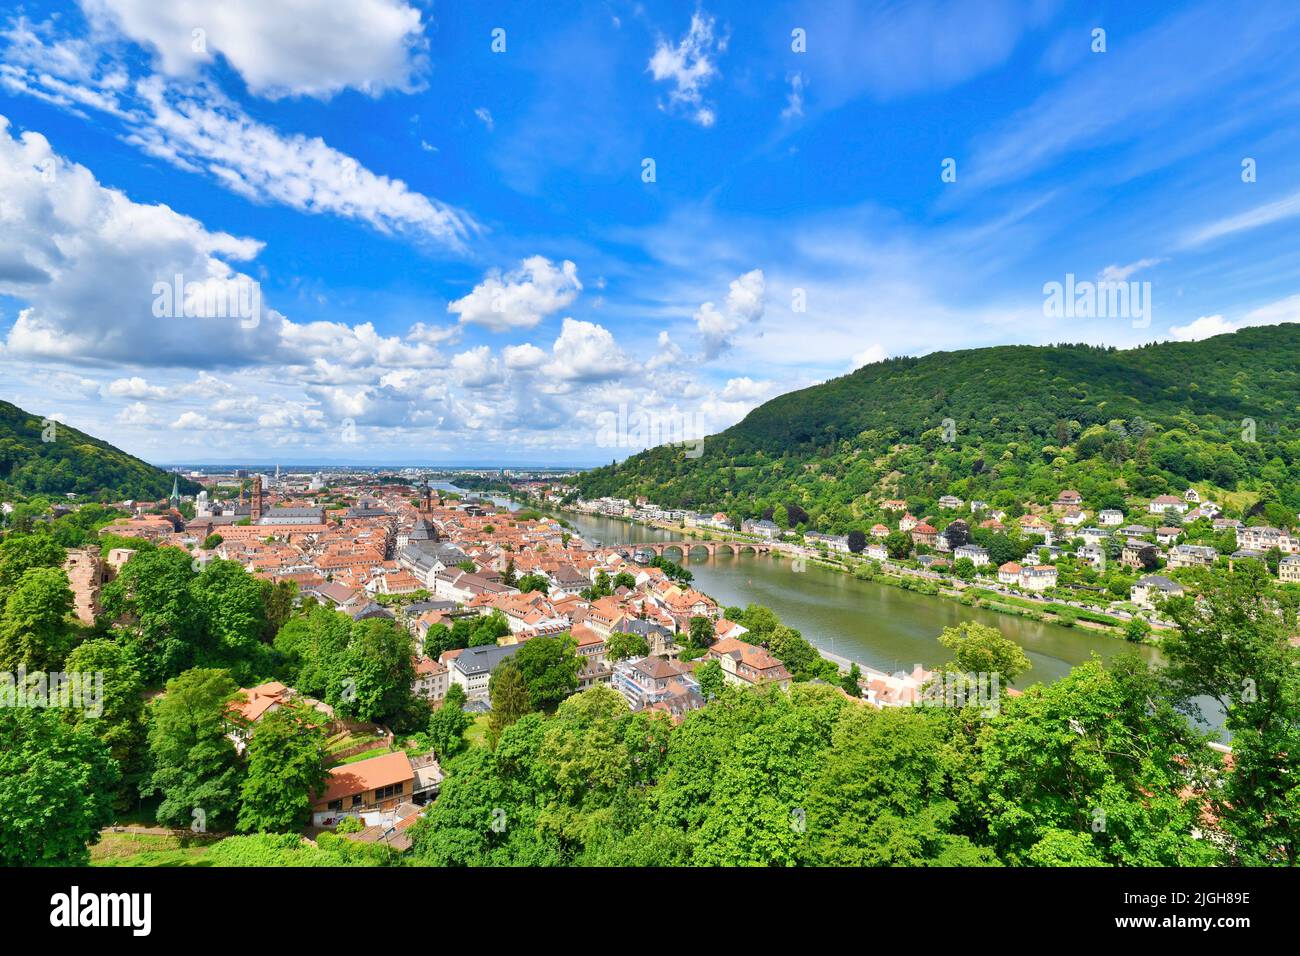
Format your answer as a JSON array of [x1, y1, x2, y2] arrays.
[[352, 795, 363, 807], [328, 800, 342, 812]]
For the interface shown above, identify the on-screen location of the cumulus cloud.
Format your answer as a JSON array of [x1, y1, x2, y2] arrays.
[[720, 377, 777, 402], [502, 343, 547, 370], [543, 318, 629, 382], [0, 116, 280, 366], [1169, 294, 1300, 341], [452, 346, 504, 388], [79, 0, 429, 100], [448, 256, 582, 332], [695, 268, 765, 359], [0, 118, 459, 378], [648, 12, 725, 127]]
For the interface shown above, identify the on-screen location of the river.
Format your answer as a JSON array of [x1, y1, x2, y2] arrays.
[[554, 510, 1164, 689], [454, 487, 1221, 729]]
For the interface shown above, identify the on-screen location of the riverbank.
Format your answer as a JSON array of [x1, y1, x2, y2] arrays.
[[555, 503, 1160, 646]]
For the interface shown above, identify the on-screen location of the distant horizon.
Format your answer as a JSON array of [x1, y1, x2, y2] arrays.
[[3, 1, 1298, 465], [154, 462, 594, 472]]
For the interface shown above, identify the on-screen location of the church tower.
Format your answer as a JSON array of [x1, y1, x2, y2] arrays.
[[251, 475, 264, 523], [169, 475, 180, 511]]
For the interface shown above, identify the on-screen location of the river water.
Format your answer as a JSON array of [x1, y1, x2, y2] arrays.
[[459, 488, 1221, 730], [556, 511, 1162, 689]]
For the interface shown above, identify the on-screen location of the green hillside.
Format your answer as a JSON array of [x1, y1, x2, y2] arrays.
[[0, 399, 197, 501], [575, 324, 1300, 529]]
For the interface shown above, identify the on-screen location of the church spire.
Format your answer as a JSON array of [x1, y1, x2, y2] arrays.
[[169, 475, 180, 511]]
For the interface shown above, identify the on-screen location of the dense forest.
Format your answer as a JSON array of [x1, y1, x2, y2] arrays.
[[575, 325, 1300, 528], [0, 399, 198, 501]]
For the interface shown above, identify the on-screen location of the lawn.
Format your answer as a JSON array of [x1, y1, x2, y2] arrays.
[[465, 713, 491, 748], [91, 832, 219, 867], [330, 745, 395, 766]]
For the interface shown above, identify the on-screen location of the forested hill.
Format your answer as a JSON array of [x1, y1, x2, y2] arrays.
[[575, 324, 1300, 527], [0, 399, 196, 501]]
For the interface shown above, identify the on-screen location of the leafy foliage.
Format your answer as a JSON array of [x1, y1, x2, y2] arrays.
[[575, 327, 1300, 531], [0, 399, 200, 500]]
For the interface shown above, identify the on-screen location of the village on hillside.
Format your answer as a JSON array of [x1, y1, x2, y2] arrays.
[[567, 484, 1300, 634]]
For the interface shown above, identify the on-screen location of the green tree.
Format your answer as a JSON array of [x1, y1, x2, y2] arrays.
[[804, 706, 994, 866], [146, 668, 244, 832], [99, 546, 205, 683], [605, 631, 649, 662], [488, 661, 532, 745], [1161, 562, 1300, 865], [330, 617, 419, 729], [63, 638, 148, 805], [427, 698, 472, 761], [974, 657, 1218, 866], [937, 622, 1031, 682], [886, 530, 912, 560], [0, 707, 119, 866], [237, 707, 328, 833], [1123, 616, 1152, 643], [0, 565, 76, 670], [514, 634, 582, 712], [0, 533, 65, 599], [840, 662, 862, 697], [696, 659, 725, 700], [516, 573, 550, 594], [687, 615, 714, 649]]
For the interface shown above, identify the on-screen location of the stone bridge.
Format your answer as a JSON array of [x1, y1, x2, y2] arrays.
[[635, 540, 774, 560]]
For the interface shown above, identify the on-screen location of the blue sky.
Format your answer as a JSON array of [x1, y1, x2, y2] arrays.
[[1, 0, 1299, 466]]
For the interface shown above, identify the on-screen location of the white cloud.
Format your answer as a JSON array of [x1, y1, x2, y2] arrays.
[[1170, 294, 1300, 341], [104, 376, 170, 399], [0, 118, 463, 381], [0, 116, 281, 366], [452, 346, 503, 388], [850, 344, 888, 369], [502, 343, 547, 370], [79, 0, 428, 100], [115, 401, 161, 426], [544, 318, 629, 382], [1181, 189, 1300, 248], [1168, 315, 1236, 342], [0, 24, 474, 249], [782, 72, 805, 120], [720, 377, 776, 402], [648, 12, 724, 127], [448, 256, 582, 331], [128, 79, 475, 247], [696, 268, 765, 359], [1099, 258, 1164, 282], [474, 107, 494, 131]]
